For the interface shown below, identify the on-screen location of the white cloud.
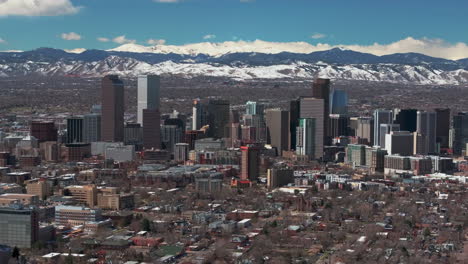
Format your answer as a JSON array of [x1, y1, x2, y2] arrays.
[[203, 34, 216, 40], [147, 39, 166, 45], [0, 0, 81, 17], [339, 37, 468, 60], [106, 37, 468, 60], [153, 0, 180, 3], [65, 48, 86, 54], [61, 32, 81, 41], [0, 38, 6, 44], [97, 37, 110, 42], [310, 33, 326, 39], [112, 35, 136, 44]]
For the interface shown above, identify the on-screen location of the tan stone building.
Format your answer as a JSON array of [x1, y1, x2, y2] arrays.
[[26, 179, 52, 200], [64, 185, 97, 207]]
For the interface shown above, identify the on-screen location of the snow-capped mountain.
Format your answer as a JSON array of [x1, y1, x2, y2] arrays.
[[1, 47, 468, 84]]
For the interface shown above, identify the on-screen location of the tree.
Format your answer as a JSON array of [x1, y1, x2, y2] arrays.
[[12, 246, 20, 259], [423, 228, 431, 237], [141, 218, 151, 232]]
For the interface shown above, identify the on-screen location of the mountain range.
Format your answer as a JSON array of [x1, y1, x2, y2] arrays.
[[1, 45, 468, 85]]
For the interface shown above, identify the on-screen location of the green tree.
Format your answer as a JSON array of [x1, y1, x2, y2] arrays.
[[11, 246, 20, 259], [141, 218, 151, 232], [423, 228, 431, 237]]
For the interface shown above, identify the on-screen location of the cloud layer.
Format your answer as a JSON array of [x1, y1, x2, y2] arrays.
[[310, 33, 326, 39], [0, 38, 6, 44], [203, 34, 216, 40], [109, 37, 468, 60], [0, 0, 81, 16], [112, 35, 136, 44], [147, 39, 166, 45], [61, 32, 81, 41]]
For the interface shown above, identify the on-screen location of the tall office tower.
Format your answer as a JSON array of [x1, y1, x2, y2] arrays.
[[329, 114, 348, 138], [298, 97, 324, 159], [161, 125, 182, 154], [373, 109, 393, 147], [230, 109, 240, 124], [417, 111, 437, 154], [124, 123, 143, 146], [265, 109, 290, 155], [385, 131, 414, 156], [30, 121, 57, 142], [67, 116, 84, 143], [413, 132, 427, 155], [243, 114, 267, 143], [192, 99, 208, 130], [101, 75, 124, 142], [348, 117, 359, 136], [289, 99, 301, 150], [91, 104, 101, 114], [143, 109, 161, 149], [311, 78, 331, 144], [0, 206, 39, 248], [330, 89, 348, 115], [226, 122, 241, 148], [174, 143, 189, 162], [137, 75, 160, 125], [435, 108, 451, 149], [245, 101, 264, 115], [379, 124, 400, 149], [240, 145, 259, 181], [83, 113, 101, 143], [394, 109, 417, 132], [452, 112, 468, 155], [356, 117, 374, 145], [164, 117, 185, 132], [296, 118, 323, 160], [207, 99, 230, 139]]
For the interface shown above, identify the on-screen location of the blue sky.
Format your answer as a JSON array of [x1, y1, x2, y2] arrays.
[[1, 0, 468, 59]]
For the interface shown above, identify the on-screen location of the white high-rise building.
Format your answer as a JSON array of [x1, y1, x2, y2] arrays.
[[373, 109, 393, 147], [137, 75, 160, 125], [296, 97, 324, 160]]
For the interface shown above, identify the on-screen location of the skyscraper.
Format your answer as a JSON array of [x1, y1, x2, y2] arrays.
[[417, 111, 437, 154], [379, 123, 400, 150], [296, 118, 321, 159], [67, 116, 84, 143], [192, 99, 209, 130], [240, 145, 259, 181], [0, 206, 39, 248], [330, 89, 348, 115], [30, 121, 57, 143], [394, 109, 417, 132], [207, 99, 230, 139], [311, 78, 331, 145], [329, 114, 349, 138], [289, 99, 301, 150], [101, 75, 124, 142], [143, 109, 161, 149], [356, 117, 374, 145], [435, 108, 450, 149], [298, 97, 324, 160], [83, 113, 101, 143], [265, 109, 290, 155], [161, 124, 182, 154], [245, 101, 264, 116], [452, 112, 468, 155], [373, 109, 393, 147], [385, 131, 414, 156], [137, 75, 160, 126]]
